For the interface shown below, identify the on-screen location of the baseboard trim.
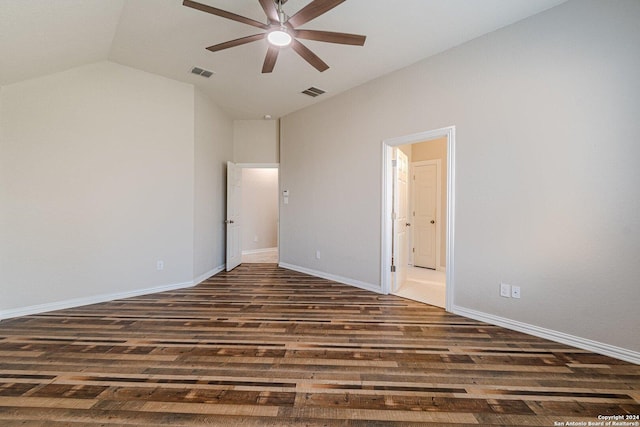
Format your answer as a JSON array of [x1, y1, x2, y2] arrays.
[[0, 280, 198, 321], [242, 247, 277, 255], [279, 262, 381, 294], [452, 304, 640, 365], [193, 264, 225, 285], [0, 264, 227, 321]]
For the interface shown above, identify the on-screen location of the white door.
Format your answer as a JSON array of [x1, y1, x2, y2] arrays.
[[226, 161, 242, 271], [413, 163, 437, 269], [392, 148, 409, 292]]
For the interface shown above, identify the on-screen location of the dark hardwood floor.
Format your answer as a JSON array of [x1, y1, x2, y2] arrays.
[[1, 264, 638, 426]]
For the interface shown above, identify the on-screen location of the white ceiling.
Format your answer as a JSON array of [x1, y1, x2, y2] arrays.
[[0, 0, 567, 119]]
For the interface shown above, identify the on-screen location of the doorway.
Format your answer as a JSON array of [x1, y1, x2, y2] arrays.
[[381, 127, 455, 311], [226, 163, 279, 270]]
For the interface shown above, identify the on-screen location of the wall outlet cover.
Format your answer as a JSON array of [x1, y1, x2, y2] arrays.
[[511, 285, 521, 299]]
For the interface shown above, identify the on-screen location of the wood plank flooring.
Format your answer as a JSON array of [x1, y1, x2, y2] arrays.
[[1, 264, 638, 426]]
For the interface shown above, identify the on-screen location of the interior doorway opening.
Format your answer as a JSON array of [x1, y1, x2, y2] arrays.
[[381, 127, 455, 311], [226, 163, 279, 271]]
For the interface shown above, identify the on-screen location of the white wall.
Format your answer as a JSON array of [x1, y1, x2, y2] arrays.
[[193, 90, 233, 280], [0, 61, 232, 315], [233, 119, 279, 163], [241, 168, 278, 252], [280, 0, 640, 355]]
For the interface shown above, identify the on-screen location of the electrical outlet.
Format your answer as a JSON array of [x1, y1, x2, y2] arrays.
[[511, 285, 521, 299], [157, 260, 164, 271], [500, 283, 511, 298], [316, 250, 321, 260]]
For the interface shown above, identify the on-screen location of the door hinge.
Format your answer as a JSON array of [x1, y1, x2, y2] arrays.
[[391, 265, 396, 273], [412, 247, 415, 253], [391, 159, 398, 168]]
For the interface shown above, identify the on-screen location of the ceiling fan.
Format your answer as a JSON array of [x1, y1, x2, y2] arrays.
[[183, 0, 366, 73]]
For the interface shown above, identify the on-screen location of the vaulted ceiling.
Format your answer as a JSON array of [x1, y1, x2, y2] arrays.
[[0, 0, 567, 119]]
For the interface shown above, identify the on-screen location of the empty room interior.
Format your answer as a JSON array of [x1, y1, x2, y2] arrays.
[[1, 0, 639, 425]]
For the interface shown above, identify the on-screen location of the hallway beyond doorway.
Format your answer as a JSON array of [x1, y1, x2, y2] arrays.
[[394, 266, 445, 308], [242, 247, 278, 263]]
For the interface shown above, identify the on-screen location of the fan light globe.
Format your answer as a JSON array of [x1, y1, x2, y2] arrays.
[[267, 29, 292, 47]]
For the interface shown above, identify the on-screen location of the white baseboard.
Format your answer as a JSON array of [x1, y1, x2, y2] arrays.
[[6, 265, 635, 365], [193, 264, 225, 285], [242, 247, 277, 255], [278, 262, 382, 294], [452, 305, 640, 365], [0, 264, 227, 321], [1, 281, 193, 321]]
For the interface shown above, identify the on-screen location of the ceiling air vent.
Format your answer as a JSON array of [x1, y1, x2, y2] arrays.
[[191, 67, 214, 78], [302, 87, 326, 97]]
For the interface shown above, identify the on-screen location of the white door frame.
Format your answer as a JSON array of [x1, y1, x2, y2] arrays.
[[412, 159, 442, 270], [381, 126, 455, 312]]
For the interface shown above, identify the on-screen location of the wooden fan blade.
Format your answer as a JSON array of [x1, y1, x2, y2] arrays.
[[206, 33, 265, 52], [183, 0, 268, 29], [288, 0, 346, 28], [259, 0, 279, 23], [262, 46, 279, 73], [294, 29, 366, 46], [291, 39, 329, 72]]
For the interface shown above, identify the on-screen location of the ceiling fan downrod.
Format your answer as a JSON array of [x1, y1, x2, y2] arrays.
[[276, 0, 288, 25]]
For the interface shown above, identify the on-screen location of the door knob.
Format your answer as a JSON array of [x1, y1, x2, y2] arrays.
[[430, 220, 435, 224], [406, 223, 411, 227], [225, 219, 234, 224]]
